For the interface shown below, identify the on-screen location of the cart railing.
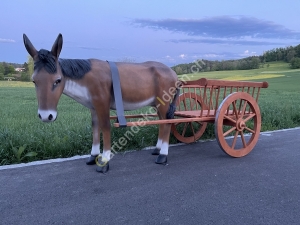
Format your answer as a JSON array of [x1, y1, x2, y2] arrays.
[[176, 78, 269, 119]]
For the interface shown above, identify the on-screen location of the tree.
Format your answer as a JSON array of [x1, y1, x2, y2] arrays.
[[4, 64, 15, 75], [27, 55, 34, 76], [23, 62, 29, 72], [20, 72, 30, 81], [250, 57, 260, 69], [290, 57, 300, 69], [174, 66, 183, 75], [286, 50, 295, 62], [0, 63, 4, 74], [294, 44, 300, 58], [0, 64, 4, 80], [9, 65, 15, 74]]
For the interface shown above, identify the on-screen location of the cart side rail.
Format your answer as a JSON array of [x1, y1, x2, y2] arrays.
[[177, 78, 268, 118], [183, 78, 268, 88]]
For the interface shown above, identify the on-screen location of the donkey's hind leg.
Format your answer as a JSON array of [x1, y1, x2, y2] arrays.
[[155, 107, 172, 165], [151, 124, 164, 155]]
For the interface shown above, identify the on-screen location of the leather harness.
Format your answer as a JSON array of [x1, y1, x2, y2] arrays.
[[107, 61, 127, 127]]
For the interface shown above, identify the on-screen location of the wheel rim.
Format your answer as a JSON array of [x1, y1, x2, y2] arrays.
[[215, 92, 261, 157], [171, 93, 207, 143]]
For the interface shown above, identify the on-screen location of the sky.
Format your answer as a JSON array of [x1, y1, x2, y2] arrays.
[[1, 0, 300, 66]]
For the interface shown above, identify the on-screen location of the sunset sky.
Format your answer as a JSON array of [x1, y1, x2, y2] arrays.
[[1, 0, 299, 66]]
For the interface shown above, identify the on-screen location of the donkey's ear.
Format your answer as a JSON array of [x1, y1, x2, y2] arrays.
[[23, 34, 38, 58], [51, 33, 63, 58]]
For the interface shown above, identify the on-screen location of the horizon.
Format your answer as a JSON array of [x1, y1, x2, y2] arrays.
[[1, 0, 300, 66]]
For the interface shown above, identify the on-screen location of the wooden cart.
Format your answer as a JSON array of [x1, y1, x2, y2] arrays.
[[112, 78, 269, 158]]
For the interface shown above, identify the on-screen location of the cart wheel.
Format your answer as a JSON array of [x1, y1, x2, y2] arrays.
[[171, 93, 207, 143], [215, 92, 261, 157]]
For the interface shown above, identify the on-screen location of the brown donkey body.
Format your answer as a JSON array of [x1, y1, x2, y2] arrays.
[[23, 33, 178, 173]]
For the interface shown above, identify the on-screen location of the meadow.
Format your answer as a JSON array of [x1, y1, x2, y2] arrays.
[[0, 61, 299, 165]]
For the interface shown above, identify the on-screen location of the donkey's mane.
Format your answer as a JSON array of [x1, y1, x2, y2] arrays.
[[59, 58, 91, 79], [34, 49, 91, 79]]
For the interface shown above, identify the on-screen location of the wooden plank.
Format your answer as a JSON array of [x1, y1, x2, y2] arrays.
[[113, 117, 216, 127], [183, 78, 268, 88], [110, 114, 157, 120]]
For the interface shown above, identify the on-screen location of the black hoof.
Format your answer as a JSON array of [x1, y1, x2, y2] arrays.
[[96, 162, 109, 174], [151, 148, 160, 155], [155, 154, 167, 165], [86, 155, 98, 165]]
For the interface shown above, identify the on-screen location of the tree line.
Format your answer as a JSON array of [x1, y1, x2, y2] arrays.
[[172, 43, 300, 75], [1, 43, 300, 81], [0, 56, 33, 81]]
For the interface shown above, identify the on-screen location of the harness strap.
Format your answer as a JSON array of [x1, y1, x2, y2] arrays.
[[107, 61, 127, 127]]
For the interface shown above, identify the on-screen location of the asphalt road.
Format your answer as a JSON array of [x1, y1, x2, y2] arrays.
[[1, 128, 300, 225]]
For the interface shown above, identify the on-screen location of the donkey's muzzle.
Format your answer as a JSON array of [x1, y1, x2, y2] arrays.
[[38, 109, 57, 122]]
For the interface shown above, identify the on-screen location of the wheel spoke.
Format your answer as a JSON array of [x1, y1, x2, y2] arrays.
[[223, 126, 236, 137], [190, 122, 196, 141], [182, 123, 188, 136], [244, 126, 255, 134], [240, 131, 247, 148], [231, 131, 239, 149], [233, 101, 239, 119], [243, 113, 255, 123], [195, 121, 203, 126], [174, 122, 182, 126], [240, 100, 248, 118], [224, 115, 236, 124]]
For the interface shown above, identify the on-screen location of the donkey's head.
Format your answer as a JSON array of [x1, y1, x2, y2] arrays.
[[23, 34, 65, 122]]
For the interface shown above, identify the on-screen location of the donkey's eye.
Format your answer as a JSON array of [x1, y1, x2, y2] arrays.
[[54, 78, 61, 86]]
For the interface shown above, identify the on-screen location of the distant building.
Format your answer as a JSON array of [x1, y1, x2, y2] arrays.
[[15, 68, 25, 72]]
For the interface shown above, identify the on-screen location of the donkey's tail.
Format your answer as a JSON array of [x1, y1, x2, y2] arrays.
[[166, 88, 180, 119]]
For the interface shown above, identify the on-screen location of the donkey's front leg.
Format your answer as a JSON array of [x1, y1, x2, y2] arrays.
[[95, 111, 111, 173], [86, 109, 101, 165]]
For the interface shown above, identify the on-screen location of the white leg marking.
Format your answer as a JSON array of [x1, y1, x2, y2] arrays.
[[160, 142, 169, 155], [102, 150, 112, 162], [156, 139, 162, 149], [38, 109, 57, 122], [90, 144, 100, 156]]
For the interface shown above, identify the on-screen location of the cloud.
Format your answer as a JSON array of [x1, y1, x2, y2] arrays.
[[66, 46, 117, 51], [77, 46, 107, 51], [203, 53, 224, 58], [167, 38, 284, 46], [179, 54, 186, 59], [240, 50, 257, 57], [0, 38, 15, 43], [164, 55, 175, 62], [132, 16, 300, 40]]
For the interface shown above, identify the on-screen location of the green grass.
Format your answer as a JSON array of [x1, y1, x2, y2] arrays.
[[0, 84, 162, 165], [1, 61, 300, 165], [178, 61, 294, 80]]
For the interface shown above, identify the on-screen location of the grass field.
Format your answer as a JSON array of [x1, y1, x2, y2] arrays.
[[1, 61, 300, 165]]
